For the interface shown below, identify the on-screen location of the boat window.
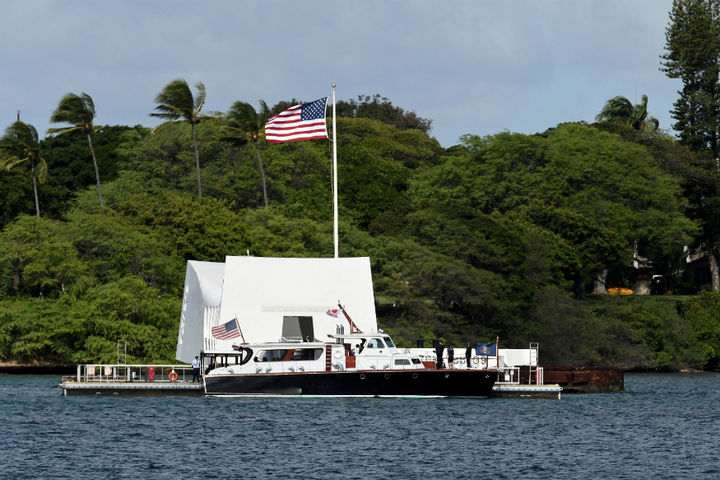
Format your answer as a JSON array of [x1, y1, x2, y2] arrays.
[[411, 358, 421, 365], [383, 336, 396, 348], [290, 348, 323, 361], [255, 349, 288, 362], [366, 338, 385, 349], [394, 359, 411, 366]]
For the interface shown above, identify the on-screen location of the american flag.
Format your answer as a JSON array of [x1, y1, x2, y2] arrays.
[[326, 308, 340, 318], [264, 97, 328, 143], [211, 318, 241, 340]]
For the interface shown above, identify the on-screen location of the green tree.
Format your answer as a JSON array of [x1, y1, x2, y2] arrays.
[[596, 95, 659, 131], [0, 122, 47, 217], [48, 93, 105, 209], [225, 100, 271, 206], [661, 0, 720, 155], [151, 79, 206, 199], [336, 94, 433, 133], [415, 125, 696, 297], [662, 0, 720, 291]]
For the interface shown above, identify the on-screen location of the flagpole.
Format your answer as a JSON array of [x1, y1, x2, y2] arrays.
[[332, 84, 338, 259]]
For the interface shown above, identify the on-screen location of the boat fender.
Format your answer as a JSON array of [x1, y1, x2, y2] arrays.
[[168, 370, 178, 382]]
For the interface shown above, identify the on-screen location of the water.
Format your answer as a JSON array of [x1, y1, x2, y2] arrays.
[[1, 373, 718, 479]]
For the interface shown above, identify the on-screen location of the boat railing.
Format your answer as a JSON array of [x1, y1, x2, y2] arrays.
[[495, 366, 545, 385], [66, 364, 194, 383]]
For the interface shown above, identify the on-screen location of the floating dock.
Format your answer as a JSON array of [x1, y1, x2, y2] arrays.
[[59, 363, 562, 398], [60, 380, 203, 396], [492, 383, 563, 399], [59, 363, 203, 396]]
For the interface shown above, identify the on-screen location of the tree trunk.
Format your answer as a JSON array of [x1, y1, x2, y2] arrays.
[[191, 122, 202, 199], [87, 133, 104, 210], [254, 142, 268, 207], [709, 250, 720, 292], [592, 269, 608, 294], [31, 160, 40, 218], [634, 273, 651, 295]]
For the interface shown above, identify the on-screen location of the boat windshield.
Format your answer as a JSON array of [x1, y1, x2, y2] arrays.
[[366, 338, 385, 349], [383, 336, 396, 348]]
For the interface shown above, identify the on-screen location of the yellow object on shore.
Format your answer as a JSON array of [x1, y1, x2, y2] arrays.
[[607, 287, 634, 295]]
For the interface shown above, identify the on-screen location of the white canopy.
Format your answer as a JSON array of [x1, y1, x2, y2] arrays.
[[176, 256, 378, 363]]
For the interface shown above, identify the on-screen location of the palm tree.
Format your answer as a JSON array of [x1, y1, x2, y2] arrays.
[[596, 95, 659, 132], [225, 100, 270, 206], [48, 92, 104, 209], [151, 79, 206, 199], [0, 121, 47, 217]]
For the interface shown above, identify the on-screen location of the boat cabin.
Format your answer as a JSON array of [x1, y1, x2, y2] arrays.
[[203, 333, 425, 377]]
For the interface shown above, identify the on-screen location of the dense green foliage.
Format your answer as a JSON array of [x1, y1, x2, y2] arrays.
[[1, 91, 720, 371], [661, 0, 720, 293]]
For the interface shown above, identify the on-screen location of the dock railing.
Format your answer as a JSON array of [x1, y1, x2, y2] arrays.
[[495, 366, 544, 385], [68, 364, 194, 383]]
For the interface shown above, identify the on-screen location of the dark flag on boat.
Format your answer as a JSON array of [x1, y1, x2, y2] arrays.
[[211, 318, 242, 340], [264, 97, 328, 143], [475, 342, 497, 356]]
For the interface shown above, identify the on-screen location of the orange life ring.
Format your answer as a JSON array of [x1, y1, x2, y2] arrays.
[[168, 370, 178, 382]]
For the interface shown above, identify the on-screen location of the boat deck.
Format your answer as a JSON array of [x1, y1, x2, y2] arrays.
[[492, 383, 563, 399], [60, 380, 203, 396]]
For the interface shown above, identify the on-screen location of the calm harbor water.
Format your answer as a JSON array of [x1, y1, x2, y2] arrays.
[[1, 373, 718, 479]]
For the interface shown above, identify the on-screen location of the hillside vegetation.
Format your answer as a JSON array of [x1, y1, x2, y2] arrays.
[[1, 97, 720, 370]]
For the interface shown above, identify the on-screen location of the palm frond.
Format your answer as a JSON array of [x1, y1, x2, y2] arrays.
[[50, 92, 95, 129], [0, 154, 25, 170], [35, 157, 48, 184], [258, 99, 270, 124], [4, 121, 39, 145], [152, 79, 194, 121], [226, 101, 257, 128], [47, 125, 82, 135], [193, 82, 207, 116], [218, 124, 250, 145], [596, 96, 633, 123], [150, 120, 186, 134]]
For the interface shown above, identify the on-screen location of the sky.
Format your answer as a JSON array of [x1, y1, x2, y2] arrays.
[[0, 0, 679, 148]]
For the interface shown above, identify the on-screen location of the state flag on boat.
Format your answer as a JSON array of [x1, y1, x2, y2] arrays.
[[264, 97, 328, 143], [211, 318, 242, 340], [475, 342, 497, 356]]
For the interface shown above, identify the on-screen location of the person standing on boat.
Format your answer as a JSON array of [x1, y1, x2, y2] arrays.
[[191, 356, 201, 382], [447, 344, 454, 368], [435, 341, 444, 369], [465, 342, 472, 368]]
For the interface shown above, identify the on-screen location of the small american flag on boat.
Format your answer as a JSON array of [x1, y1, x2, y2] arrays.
[[211, 318, 242, 340]]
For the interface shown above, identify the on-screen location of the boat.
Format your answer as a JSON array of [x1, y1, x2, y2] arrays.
[[175, 256, 497, 397], [202, 331, 498, 397]]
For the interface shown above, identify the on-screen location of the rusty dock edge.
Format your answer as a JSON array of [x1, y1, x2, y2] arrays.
[[541, 366, 625, 393]]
